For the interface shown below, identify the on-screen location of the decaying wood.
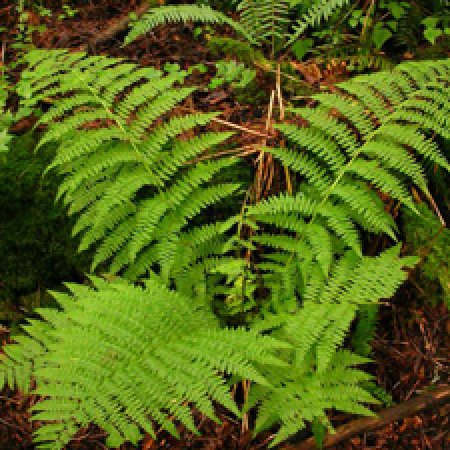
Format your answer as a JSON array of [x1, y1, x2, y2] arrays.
[[280, 384, 450, 450], [74, 1, 160, 53]]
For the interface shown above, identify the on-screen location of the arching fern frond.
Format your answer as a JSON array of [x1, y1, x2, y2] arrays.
[[285, 0, 352, 48], [16, 49, 243, 276], [245, 58, 449, 277], [0, 276, 291, 449], [244, 244, 419, 448], [236, 0, 291, 52], [123, 5, 258, 47]]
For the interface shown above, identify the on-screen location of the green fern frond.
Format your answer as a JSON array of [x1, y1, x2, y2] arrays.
[[285, 0, 352, 48], [172, 213, 241, 256], [1, 276, 291, 449], [43, 128, 128, 174], [351, 304, 379, 357], [245, 191, 317, 216], [270, 124, 347, 172], [330, 182, 397, 239], [128, 87, 197, 137], [236, 0, 291, 50], [316, 303, 359, 372], [303, 223, 333, 276], [329, 53, 395, 74], [16, 49, 243, 276], [152, 131, 235, 182], [361, 139, 427, 187], [345, 159, 416, 210], [310, 93, 375, 135], [258, 145, 333, 192], [317, 202, 362, 254], [247, 195, 362, 259], [245, 244, 418, 448], [286, 106, 360, 156], [123, 5, 257, 47], [257, 59, 450, 259], [252, 233, 308, 255], [379, 123, 449, 171]]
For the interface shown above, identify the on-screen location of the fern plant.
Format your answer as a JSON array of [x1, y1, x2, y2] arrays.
[[285, 0, 352, 48], [209, 59, 257, 89], [0, 247, 416, 449], [0, 88, 14, 157], [121, 0, 356, 69], [233, 0, 291, 57], [0, 49, 449, 449], [246, 57, 450, 282], [123, 4, 258, 48], [402, 202, 450, 307], [1, 274, 293, 449], [123, 0, 352, 56], [120, 1, 400, 101], [15, 49, 248, 280]]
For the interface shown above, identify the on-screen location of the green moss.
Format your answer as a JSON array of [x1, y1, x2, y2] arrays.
[[0, 130, 93, 322]]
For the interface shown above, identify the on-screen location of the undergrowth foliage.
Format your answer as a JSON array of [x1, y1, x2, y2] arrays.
[[0, 48, 449, 450], [123, 4, 257, 48], [123, 0, 352, 53]]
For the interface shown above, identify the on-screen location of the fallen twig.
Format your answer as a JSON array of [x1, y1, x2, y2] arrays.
[[281, 384, 450, 450]]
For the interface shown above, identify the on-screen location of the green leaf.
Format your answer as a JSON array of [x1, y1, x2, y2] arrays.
[[188, 63, 207, 75], [0, 128, 13, 154], [209, 77, 225, 89], [163, 62, 181, 74], [424, 28, 443, 45], [371, 25, 392, 50], [290, 38, 313, 60], [421, 17, 440, 28], [386, 21, 398, 31], [385, 2, 407, 20], [312, 417, 327, 449]]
